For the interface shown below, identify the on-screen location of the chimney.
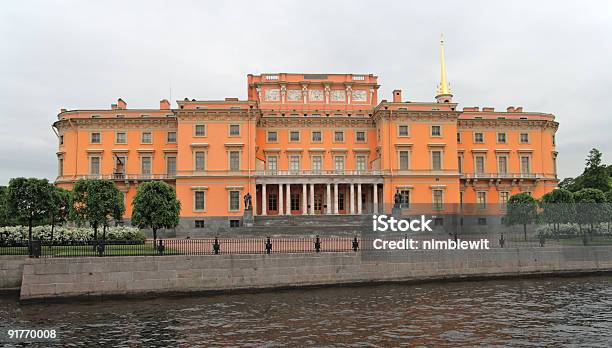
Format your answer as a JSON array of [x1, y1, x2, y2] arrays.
[[506, 106, 515, 112], [482, 107, 495, 112], [515, 106, 523, 112], [117, 98, 127, 109], [392, 89, 402, 103], [160, 99, 171, 109]]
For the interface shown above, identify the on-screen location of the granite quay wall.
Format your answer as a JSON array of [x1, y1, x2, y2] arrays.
[[0, 256, 27, 291], [19, 246, 612, 301]]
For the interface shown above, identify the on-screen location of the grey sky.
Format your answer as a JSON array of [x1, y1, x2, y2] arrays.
[[1, 0, 611, 185]]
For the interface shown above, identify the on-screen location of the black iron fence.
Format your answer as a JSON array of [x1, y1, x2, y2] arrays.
[[1, 232, 611, 258]]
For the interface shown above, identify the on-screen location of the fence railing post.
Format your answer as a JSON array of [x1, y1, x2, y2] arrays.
[[314, 235, 321, 253], [213, 237, 220, 255], [157, 239, 165, 255], [265, 237, 272, 254], [352, 237, 359, 252]]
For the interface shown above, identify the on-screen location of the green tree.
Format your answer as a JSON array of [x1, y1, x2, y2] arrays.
[[539, 188, 575, 236], [71, 179, 123, 244], [573, 188, 607, 244], [605, 190, 612, 233], [7, 178, 53, 245], [48, 186, 72, 243], [581, 149, 610, 192], [131, 181, 181, 242], [505, 193, 538, 241], [0, 186, 8, 226]]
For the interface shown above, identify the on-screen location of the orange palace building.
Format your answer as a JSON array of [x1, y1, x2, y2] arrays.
[[53, 41, 559, 233]]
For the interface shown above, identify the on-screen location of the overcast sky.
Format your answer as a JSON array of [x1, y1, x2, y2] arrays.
[[1, 0, 611, 185]]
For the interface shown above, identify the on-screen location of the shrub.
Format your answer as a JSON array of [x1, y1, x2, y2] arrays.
[[0, 225, 145, 244]]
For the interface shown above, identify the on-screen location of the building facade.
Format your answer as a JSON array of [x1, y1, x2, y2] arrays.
[[53, 41, 559, 233]]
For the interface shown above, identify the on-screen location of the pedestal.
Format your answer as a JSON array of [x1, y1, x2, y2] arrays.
[[392, 205, 401, 216], [243, 207, 254, 227]]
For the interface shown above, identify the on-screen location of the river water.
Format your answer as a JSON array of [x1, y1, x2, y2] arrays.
[[1, 276, 611, 347]]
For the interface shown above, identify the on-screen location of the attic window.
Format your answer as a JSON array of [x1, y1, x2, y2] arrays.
[[91, 115, 101, 118], [116, 115, 125, 118], [353, 75, 365, 81], [520, 117, 528, 120], [398, 108, 408, 111], [264, 75, 278, 80], [196, 106, 208, 110]]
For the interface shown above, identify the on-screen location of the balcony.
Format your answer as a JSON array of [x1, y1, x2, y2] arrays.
[[56, 174, 176, 182], [460, 172, 556, 180], [256, 170, 385, 177]]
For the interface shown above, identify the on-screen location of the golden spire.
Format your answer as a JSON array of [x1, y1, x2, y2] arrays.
[[436, 33, 452, 97]]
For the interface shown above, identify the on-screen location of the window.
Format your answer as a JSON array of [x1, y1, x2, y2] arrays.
[[59, 135, 64, 145], [195, 124, 206, 137], [229, 124, 240, 136], [229, 191, 240, 211], [356, 155, 367, 171], [195, 220, 205, 228], [229, 151, 240, 171], [356, 131, 366, 142], [431, 125, 441, 137], [520, 133, 529, 143], [229, 220, 240, 228], [399, 151, 410, 170], [552, 135, 556, 145], [474, 132, 484, 143], [520, 156, 531, 174], [497, 156, 508, 174], [289, 131, 300, 142], [267, 156, 278, 171], [141, 156, 152, 175], [57, 156, 64, 176], [338, 192, 345, 211], [458, 155, 463, 173], [268, 193, 278, 211], [477, 191, 487, 209], [398, 125, 409, 137], [475, 155, 485, 174], [267, 131, 277, 142], [90, 156, 100, 175], [478, 217, 487, 225], [166, 156, 176, 176], [457, 132, 461, 143], [431, 151, 442, 170], [289, 155, 300, 172], [167, 131, 177, 143], [398, 190, 410, 208], [290, 193, 300, 211], [499, 191, 509, 206], [311, 156, 322, 173], [141, 132, 152, 144], [194, 191, 206, 211], [497, 132, 507, 144], [116, 132, 126, 144], [334, 131, 344, 142], [433, 190, 443, 210], [311, 131, 322, 142], [195, 151, 205, 171], [91, 132, 101, 144], [460, 191, 464, 207], [334, 156, 345, 171]]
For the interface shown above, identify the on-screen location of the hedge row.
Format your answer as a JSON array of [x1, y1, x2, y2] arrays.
[[0, 225, 146, 243]]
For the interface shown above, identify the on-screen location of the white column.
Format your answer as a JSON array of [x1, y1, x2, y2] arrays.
[[326, 184, 331, 215], [350, 183, 355, 215], [373, 184, 378, 214], [302, 184, 307, 215], [309, 183, 315, 215], [357, 183, 362, 214], [262, 184, 267, 216], [286, 184, 291, 215], [278, 183, 284, 215], [334, 183, 339, 214]]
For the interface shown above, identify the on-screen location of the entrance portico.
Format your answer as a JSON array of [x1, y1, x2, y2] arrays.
[[255, 177, 383, 216]]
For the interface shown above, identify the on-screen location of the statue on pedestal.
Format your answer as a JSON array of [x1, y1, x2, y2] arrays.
[[394, 191, 402, 208], [243, 192, 252, 210]]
